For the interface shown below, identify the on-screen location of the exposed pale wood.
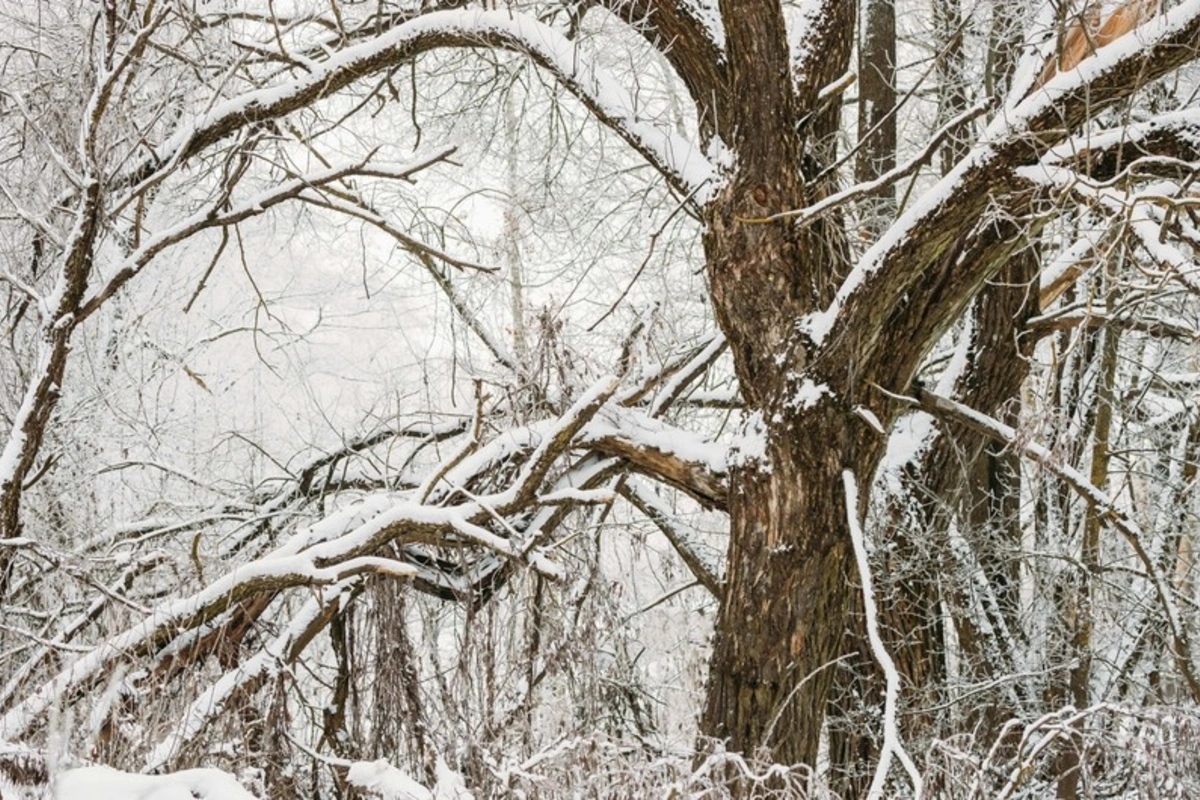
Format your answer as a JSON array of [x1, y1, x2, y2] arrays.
[[1038, 0, 1161, 87]]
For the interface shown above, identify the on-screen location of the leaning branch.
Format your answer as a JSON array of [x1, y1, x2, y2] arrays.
[[620, 479, 722, 595], [144, 581, 360, 772], [911, 385, 1200, 703], [808, 0, 1200, 385], [0, 549, 422, 741], [585, 407, 728, 509]]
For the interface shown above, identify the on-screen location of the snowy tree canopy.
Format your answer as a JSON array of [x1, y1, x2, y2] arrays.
[[2, 0, 1200, 798]]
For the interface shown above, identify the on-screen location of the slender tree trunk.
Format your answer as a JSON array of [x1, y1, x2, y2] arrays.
[[934, 0, 971, 173], [857, 0, 896, 235], [883, 3, 1036, 749], [0, 182, 100, 595]]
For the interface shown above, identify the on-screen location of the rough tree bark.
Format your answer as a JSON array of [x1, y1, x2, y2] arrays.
[[697, 0, 863, 768], [856, 0, 897, 231], [826, 3, 898, 792], [697, 0, 1200, 770]]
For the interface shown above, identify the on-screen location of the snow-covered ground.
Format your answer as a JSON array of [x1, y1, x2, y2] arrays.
[[0, 758, 472, 800], [53, 766, 258, 800]]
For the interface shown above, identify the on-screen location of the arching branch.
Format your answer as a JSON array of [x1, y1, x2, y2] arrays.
[[143, 9, 713, 202], [595, 0, 728, 138]]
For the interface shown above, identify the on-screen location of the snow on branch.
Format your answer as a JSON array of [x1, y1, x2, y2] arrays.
[[0, 331, 739, 746], [0, 179, 103, 553], [0, 545, 417, 740], [738, 99, 988, 226], [0, 553, 167, 711], [788, 0, 844, 95], [4, 373, 718, 740], [297, 193, 497, 274], [802, 0, 1200, 353], [1127, 203, 1200, 296], [611, 332, 727, 411], [842, 470, 923, 800], [497, 376, 621, 513], [145, 582, 354, 772], [1029, 164, 1200, 300], [595, 0, 726, 126], [1043, 108, 1200, 178], [1028, 305, 1199, 341], [674, 0, 725, 52], [620, 478, 723, 595], [998, 0, 1199, 137], [420, 376, 620, 512], [973, 704, 1130, 800], [585, 407, 728, 509], [646, 333, 728, 416]]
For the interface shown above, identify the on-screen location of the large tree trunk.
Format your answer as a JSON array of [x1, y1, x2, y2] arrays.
[[701, 401, 885, 766], [696, 29, 871, 754], [695, 0, 867, 769]]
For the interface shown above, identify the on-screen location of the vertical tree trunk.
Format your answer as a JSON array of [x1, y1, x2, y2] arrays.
[[697, 0, 860, 766], [1055, 320, 1118, 800], [856, 0, 897, 236], [824, 4, 899, 792], [0, 182, 101, 597], [933, 0, 971, 173], [701, 401, 885, 767]]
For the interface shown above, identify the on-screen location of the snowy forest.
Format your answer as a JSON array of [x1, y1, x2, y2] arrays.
[[2, 0, 1200, 797]]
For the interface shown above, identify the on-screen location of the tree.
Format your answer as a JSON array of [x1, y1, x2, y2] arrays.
[[3, 0, 1200, 797]]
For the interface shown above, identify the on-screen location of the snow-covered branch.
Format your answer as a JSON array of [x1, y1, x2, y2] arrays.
[[145, 582, 355, 772], [739, 100, 988, 226], [620, 479, 723, 594], [0, 545, 418, 740], [586, 407, 728, 509], [139, 10, 713, 203], [842, 470, 922, 800], [804, 0, 1200, 381], [0, 366, 732, 740]]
